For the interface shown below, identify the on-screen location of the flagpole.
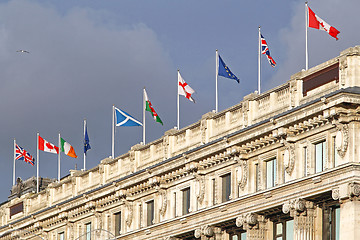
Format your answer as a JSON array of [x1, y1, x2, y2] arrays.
[[13, 138, 16, 186], [112, 105, 115, 159], [258, 26, 261, 94], [83, 119, 86, 170], [305, 1, 309, 70], [215, 49, 219, 113], [177, 70, 180, 130], [58, 133, 61, 181], [143, 87, 146, 144], [36, 132, 39, 193]]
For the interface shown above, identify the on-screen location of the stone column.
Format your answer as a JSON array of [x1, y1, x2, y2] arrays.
[[282, 198, 315, 240], [194, 225, 215, 240], [333, 182, 360, 240], [236, 213, 267, 240]]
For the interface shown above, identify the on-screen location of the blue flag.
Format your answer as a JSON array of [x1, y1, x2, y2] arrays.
[[115, 107, 142, 127], [84, 124, 91, 154], [218, 55, 240, 83]]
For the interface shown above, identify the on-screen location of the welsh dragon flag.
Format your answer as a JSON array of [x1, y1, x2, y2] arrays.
[[144, 89, 163, 125]]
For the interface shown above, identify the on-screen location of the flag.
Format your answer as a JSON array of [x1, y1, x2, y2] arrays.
[[60, 138, 78, 158], [144, 89, 163, 125], [260, 34, 276, 67], [38, 136, 59, 154], [115, 107, 142, 126], [15, 144, 35, 166], [178, 71, 195, 103], [308, 6, 340, 40], [84, 124, 91, 154], [218, 55, 240, 83]]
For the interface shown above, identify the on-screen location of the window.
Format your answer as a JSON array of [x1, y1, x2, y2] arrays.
[[146, 200, 154, 226], [274, 219, 294, 240], [173, 192, 177, 217], [230, 231, 247, 239], [182, 187, 190, 215], [266, 158, 277, 188], [315, 141, 326, 173], [212, 178, 216, 205], [304, 146, 308, 176], [323, 206, 340, 240], [333, 136, 339, 167], [85, 223, 91, 240], [115, 212, 121, 236], [255, 163, 259, 191], [221, 173, 231, 202], [58, 232, 65, 240]]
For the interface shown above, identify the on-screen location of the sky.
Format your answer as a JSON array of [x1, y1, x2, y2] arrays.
[[0, 0, 359, 202]]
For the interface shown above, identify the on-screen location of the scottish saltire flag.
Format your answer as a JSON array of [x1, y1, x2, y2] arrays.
[[115, 107, 143, 126], [15, 144, 35, 166], [84, 124, 91, 154], [260, 34, 276, 67], [218, 55, 240, 83]]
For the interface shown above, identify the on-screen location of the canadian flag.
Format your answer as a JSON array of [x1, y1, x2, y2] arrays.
[[38, 135, 59, 154], [178, 71, 195, 103], [308, 6, 340, 40]]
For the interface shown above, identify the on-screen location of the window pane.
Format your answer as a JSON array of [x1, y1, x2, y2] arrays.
[[222, 174, 231, 202], [115, 212, 121, 236], [335, 207, 340, 240], [231, 235, 238, 240], [58, 232, 64, 240], [86, 223, 91, 240], [315, 142, 324, 173], [334, 137, 339, 167], [286, 220, 294, 240], [304, 147, 308, 176], [147, 200, 154, 226], [267, 159, 276, 188], [182, 188, 190, 215], [276, 222, 283, 234], [240, 232, 247, 240]]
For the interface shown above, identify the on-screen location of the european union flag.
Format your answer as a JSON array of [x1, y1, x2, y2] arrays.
[[218, 55, 240, 83], [84, 124, 91, 154]]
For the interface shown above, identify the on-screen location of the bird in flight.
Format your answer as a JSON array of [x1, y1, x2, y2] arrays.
[[16, 50, 30, 53]]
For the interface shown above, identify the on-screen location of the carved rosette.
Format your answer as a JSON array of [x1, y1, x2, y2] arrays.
[[335, 124, 349, 158], [349, 182, 360, 198], [332, 188, 340, 200], [195, 175, 205, 204], [238, 160, 248, 190], [159, 189, 167, 217], [125, 202, 133, 227], [284, 144, 295, 175]]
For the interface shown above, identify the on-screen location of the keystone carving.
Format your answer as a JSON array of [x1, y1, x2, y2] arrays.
[[335, 124, 349, 158]]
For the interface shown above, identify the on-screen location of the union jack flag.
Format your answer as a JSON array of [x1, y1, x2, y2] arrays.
[[260, 34, 276, 67], [15, 144, 35, 166]]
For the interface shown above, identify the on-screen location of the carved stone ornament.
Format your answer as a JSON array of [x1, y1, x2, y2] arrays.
[[284, 144, 295, 175], [194, 225, 214, 238], [125, 202, 133, 227], [335, 124, 349, 158], [194, 228, 202, 238], [282, 198, 309, 217], [238, 160, 248, 190], [159, 189, 167, 217], [195, 175, 205, 204], [332, 188, 340, 200], [236, 213, 258, 228], [349, 182, 360, 198]]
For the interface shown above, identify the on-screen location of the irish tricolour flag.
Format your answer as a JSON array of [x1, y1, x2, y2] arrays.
[[144, 89, 163, 125], [60, 138, 78, 158]]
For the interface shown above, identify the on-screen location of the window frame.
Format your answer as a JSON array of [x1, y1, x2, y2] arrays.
[[266, 158, 277, 189], [146, 200, 155, 226], [221, 173, 231, 202]]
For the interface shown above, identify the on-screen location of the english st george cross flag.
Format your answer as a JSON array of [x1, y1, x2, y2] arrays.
[[15, 144, 35, 166], [308, 6, 340, 40], [260, 34, 276, 67], [178, 71, 195, 103], [38, 135, 59, 154]]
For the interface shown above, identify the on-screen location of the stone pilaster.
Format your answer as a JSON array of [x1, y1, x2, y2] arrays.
[[236, 213, 267, 240], [282, 198, 315, 240]]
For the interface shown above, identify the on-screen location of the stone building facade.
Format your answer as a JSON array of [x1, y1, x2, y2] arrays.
[[1, 46, 360, 240]]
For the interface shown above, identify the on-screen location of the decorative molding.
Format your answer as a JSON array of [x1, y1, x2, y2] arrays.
[[349, 182, 360, 199], [194, 225, 214, 238], [332, 188, 340, 200], [238, 160, 248, 191], [158, 189, 167, 217], [284, 144, 295, 175], [195, 175, 205, 204], [335, 124, 349, 158], [125, 201, 133, 227]]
